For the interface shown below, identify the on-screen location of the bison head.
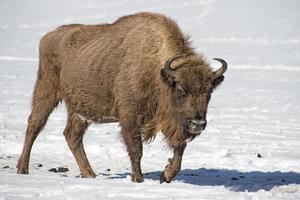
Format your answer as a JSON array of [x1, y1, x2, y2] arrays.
[[160, 55, 227, 136]]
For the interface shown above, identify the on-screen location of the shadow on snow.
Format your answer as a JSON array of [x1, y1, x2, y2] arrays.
[[100, 168, 300, 192]]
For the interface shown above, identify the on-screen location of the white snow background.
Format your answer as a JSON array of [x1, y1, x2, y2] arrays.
[[0, 0, 300, 199]]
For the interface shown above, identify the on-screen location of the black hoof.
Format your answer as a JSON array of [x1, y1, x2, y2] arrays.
[[131, 174, 144, 183], [17, 167, 29, 174], [160, 172, 171, 184]]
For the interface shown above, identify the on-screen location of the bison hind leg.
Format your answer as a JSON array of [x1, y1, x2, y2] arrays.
[[17, 76, 60, 174], [64, 113, 96, 178]]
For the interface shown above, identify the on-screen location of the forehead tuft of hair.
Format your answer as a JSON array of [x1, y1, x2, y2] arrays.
[[175, 62, 214, 94]]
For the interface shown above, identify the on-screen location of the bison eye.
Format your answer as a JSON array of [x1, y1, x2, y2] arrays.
[[176, 88, 186, 99], [174, 83, 187, 101]]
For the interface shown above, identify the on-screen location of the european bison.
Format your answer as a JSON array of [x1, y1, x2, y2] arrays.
[[17, 12, 227, 183]]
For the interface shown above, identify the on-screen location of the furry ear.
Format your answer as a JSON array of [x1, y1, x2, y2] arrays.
[[213, 75, 224, 89], [161, 69, 176, 88]]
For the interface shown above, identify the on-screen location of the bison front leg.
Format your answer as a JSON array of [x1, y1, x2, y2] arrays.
[[120, 124, 144, 183], [160, 142, 187, 183]]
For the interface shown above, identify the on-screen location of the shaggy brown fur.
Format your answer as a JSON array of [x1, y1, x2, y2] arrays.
[[17, 12, 227, 183]]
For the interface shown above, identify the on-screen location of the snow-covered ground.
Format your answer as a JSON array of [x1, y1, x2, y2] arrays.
[[1, 0, 300, 199]]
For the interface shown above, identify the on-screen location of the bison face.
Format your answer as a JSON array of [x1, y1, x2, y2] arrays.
[[161, 55, 227, 135]]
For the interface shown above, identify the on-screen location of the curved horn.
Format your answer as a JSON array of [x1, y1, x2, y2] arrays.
[[213, 58, 227, 78], [164, 55, 185, 77]]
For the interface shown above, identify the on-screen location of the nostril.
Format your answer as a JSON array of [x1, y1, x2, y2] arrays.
[[188, 120, 197, 130], [200, 120, 207, 129]]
